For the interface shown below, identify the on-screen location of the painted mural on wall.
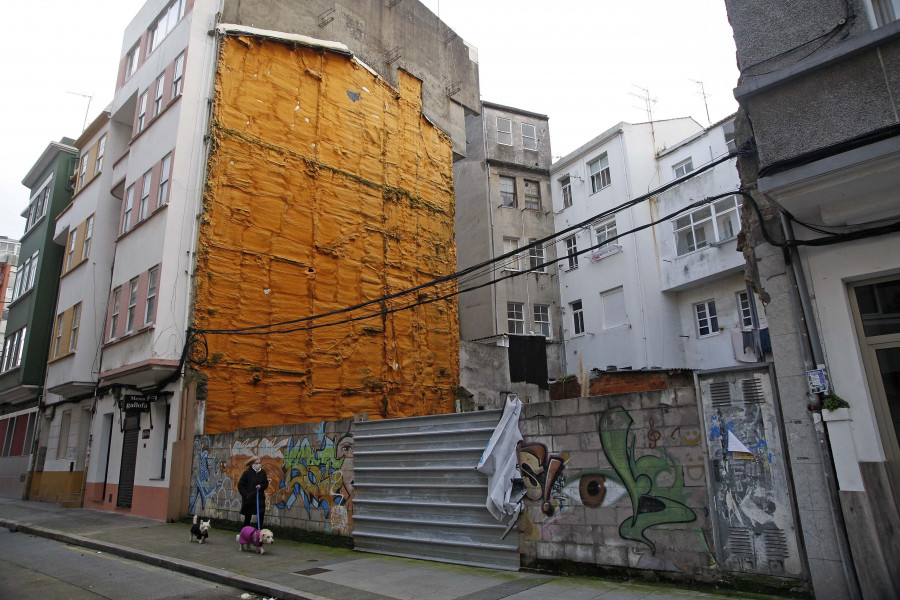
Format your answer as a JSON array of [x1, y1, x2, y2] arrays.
[[189, 420, 354, 535]]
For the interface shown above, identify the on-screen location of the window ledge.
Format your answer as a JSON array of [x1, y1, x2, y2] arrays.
[[130, 93, 182, 144], [60, 259, 88, 280], [103, 324, 155, 349], [8, 288, 35, 309], [48, 351, 76, 365], [708, 236, 737, 247], [116, 202, 169, 242]]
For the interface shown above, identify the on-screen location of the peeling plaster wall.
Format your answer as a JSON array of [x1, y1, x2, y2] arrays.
[[195, 36, 459, 433]]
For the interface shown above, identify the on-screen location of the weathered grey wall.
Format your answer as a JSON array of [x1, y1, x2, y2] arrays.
[[190, 419, 355, 537], [516, 375, 719, 576], [459, 340, 548, 409], [221, 0, 480, 159]]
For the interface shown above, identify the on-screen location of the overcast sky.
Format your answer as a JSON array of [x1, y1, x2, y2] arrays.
[[0, 0, 739, 239]]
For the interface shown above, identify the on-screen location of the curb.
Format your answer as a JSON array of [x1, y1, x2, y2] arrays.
[[1, 518, 315, 600]]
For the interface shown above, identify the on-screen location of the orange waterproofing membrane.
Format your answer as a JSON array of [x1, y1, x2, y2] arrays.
[[195, 35, 459, 434]]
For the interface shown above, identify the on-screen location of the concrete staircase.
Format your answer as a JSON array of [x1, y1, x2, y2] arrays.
[[352, 410, 520, 570]]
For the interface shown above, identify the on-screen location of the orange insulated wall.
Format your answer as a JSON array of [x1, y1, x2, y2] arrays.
[[195, 35, 459, 434]]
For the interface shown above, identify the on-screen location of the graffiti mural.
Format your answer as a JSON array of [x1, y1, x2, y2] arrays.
[[189, 436, 225, 513], [271, 431, 353, 519], [517, 441, 565, 516]]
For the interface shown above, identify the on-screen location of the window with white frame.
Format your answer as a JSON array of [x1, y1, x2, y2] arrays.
[[528, 239, 546, 273], [522, 123, 537, 150], [594, 218, 618, 255], [122, 185, 134, 234], [149, 0, 186, 55], [507, 302, 525, 334], [571, 300, 584, 335], [78, 154, 89, 191], [153, 75, 165, 117], [564, 235, 578, 270], [66, 229, 77, 270], [126, 278, 139, 332], [523, 179, 541, 210], [497, 117, 512, 146], [601, 287, 627, 329], [499, 176, 516, 207], [737, 291, 755, 329], [95, 135, 106, 174], [695, 300, 719, 337], [124, 45, 138, 80], [589, 154, 611, 192], [723, 121, 736, 152], [534, 304, 551, 338], [109, 288, 120, 340], [145, 267, 159, 324], [53, 315, 64, 359], [69, 303, 81, 352], [503, 237, 520, 270], [137, 92, 148, 133], [139, 171, 152, 220], [12, 251, 38, 301], [1, 327, 26, 372], [158, 153, 172, 206], [172, 53, 185, 98], [560, 176, 573, 208], [673, 158, 694, 179], [24, 180, 51, 233], [82, 215, 94, 260], [674, 195, 740, 256]]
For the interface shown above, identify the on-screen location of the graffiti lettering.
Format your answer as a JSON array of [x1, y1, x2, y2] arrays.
[[517, 441, 565, 516], [272, 433, 353, 519], [647, 418, 661, 449]]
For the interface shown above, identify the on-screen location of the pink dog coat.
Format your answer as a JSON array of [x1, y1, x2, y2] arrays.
[[238, 526, 263, 547]]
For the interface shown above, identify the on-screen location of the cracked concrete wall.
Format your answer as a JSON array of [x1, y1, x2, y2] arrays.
[[194, 35, 459, 434]]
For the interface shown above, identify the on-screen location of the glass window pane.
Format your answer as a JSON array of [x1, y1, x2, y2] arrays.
[[856, 279, 900, 337]]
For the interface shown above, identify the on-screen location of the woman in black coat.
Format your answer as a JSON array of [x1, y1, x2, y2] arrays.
[[237, 456, 269, 528]]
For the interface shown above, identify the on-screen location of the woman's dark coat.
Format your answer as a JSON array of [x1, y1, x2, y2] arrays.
[[237, 467, 269, 516]]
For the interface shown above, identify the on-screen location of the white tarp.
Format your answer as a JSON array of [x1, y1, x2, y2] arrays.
[[475, 394, 523, 523]]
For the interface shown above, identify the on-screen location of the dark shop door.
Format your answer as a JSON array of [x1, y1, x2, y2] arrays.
[[116, 412, 141, 508]]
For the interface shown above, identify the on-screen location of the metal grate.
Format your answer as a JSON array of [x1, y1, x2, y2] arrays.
[[763, 529, 788, 559], [710, 381, 732, 407], [741, 378, 765, 404], [729, 527, 754, 557]]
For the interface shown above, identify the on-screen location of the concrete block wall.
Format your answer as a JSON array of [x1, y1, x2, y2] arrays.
[[190, 419, 354, 538], [517, 374, 718, 576]]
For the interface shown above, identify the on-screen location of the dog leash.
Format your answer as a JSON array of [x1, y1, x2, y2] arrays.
[[255, 488, 261, 533]]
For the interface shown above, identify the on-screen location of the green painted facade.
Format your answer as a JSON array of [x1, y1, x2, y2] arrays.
[[0, 139, 77, 415]]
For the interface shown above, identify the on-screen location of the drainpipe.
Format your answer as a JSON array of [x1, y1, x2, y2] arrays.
[[779, 213, 862, 600]]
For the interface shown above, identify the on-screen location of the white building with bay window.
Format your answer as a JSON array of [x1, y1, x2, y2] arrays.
[[550, 116, 767, 375]]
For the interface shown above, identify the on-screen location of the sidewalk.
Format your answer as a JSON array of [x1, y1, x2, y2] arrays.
[[0, 498, 791, 600]]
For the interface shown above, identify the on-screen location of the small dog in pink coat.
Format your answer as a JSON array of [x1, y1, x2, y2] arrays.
[[236, 526, 274, 554]]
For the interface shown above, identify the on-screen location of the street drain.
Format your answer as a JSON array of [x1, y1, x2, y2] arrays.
[[295, 567, 331, 576]]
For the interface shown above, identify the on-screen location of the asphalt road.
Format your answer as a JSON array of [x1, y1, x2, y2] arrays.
[[0, 528, 260, 600]]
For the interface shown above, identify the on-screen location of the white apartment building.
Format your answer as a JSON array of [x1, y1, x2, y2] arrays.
[[550, 117, 766, 375]]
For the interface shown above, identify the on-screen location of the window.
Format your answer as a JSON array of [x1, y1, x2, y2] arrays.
[[497, 117, 512, 146], [534, 304, 550, 338], [723, 121, 736, 152], [674, 196, 740, 255], [673, 158, 694, 179], [158, 153, 172, 206], [523, 179, 541, 211], [1, 327, 26, 372], [560, 176, 573, 208], [53, 315, 64, 359], [145, 267, 159, 324], [12, 251, 38, 300], [601, 287, 627, 329], [522, 123, 537, 151], [95, 135, 106, 174], [56, 411, 71, 460], [70, 303, 81, 352], [528, 239, 546, 273], [589, 154, 611, 192], [564, 235, 578, 270], [139, 171, 152, 220], [137, 92, 148, 133], [594, 218, 618, 256], [571, 300, 585, 335], [172, 53, 185, 98], [66, 229, 77, 270], [499, 176, 516, 207], [149, 0, 186, 54], [507, 302, 525, 334], [126, 278, 139, 333], [153, 75, 165, 117], [122, 185, 135, 233], [124, 46, 138, 80], [78, 155, 89, 190], [82, 215, 94, 260], [503, 237, 520, 271], [737, 291, 755, 329], [109, 288, 121, 340], [695, 300, 719, 337], [870, 0, 898, 27]]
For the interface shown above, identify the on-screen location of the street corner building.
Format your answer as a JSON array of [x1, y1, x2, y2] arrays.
[[194, 27, 460, 433]]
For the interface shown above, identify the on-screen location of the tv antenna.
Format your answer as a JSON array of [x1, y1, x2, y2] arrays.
[[67, 92, 93, 132], [690, 79, 711, 125], [628, 85, 657, 123]]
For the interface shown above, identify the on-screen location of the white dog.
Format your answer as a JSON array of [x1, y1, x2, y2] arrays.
[[236, 526, 274, 554], [190, 514, 211, 543]]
